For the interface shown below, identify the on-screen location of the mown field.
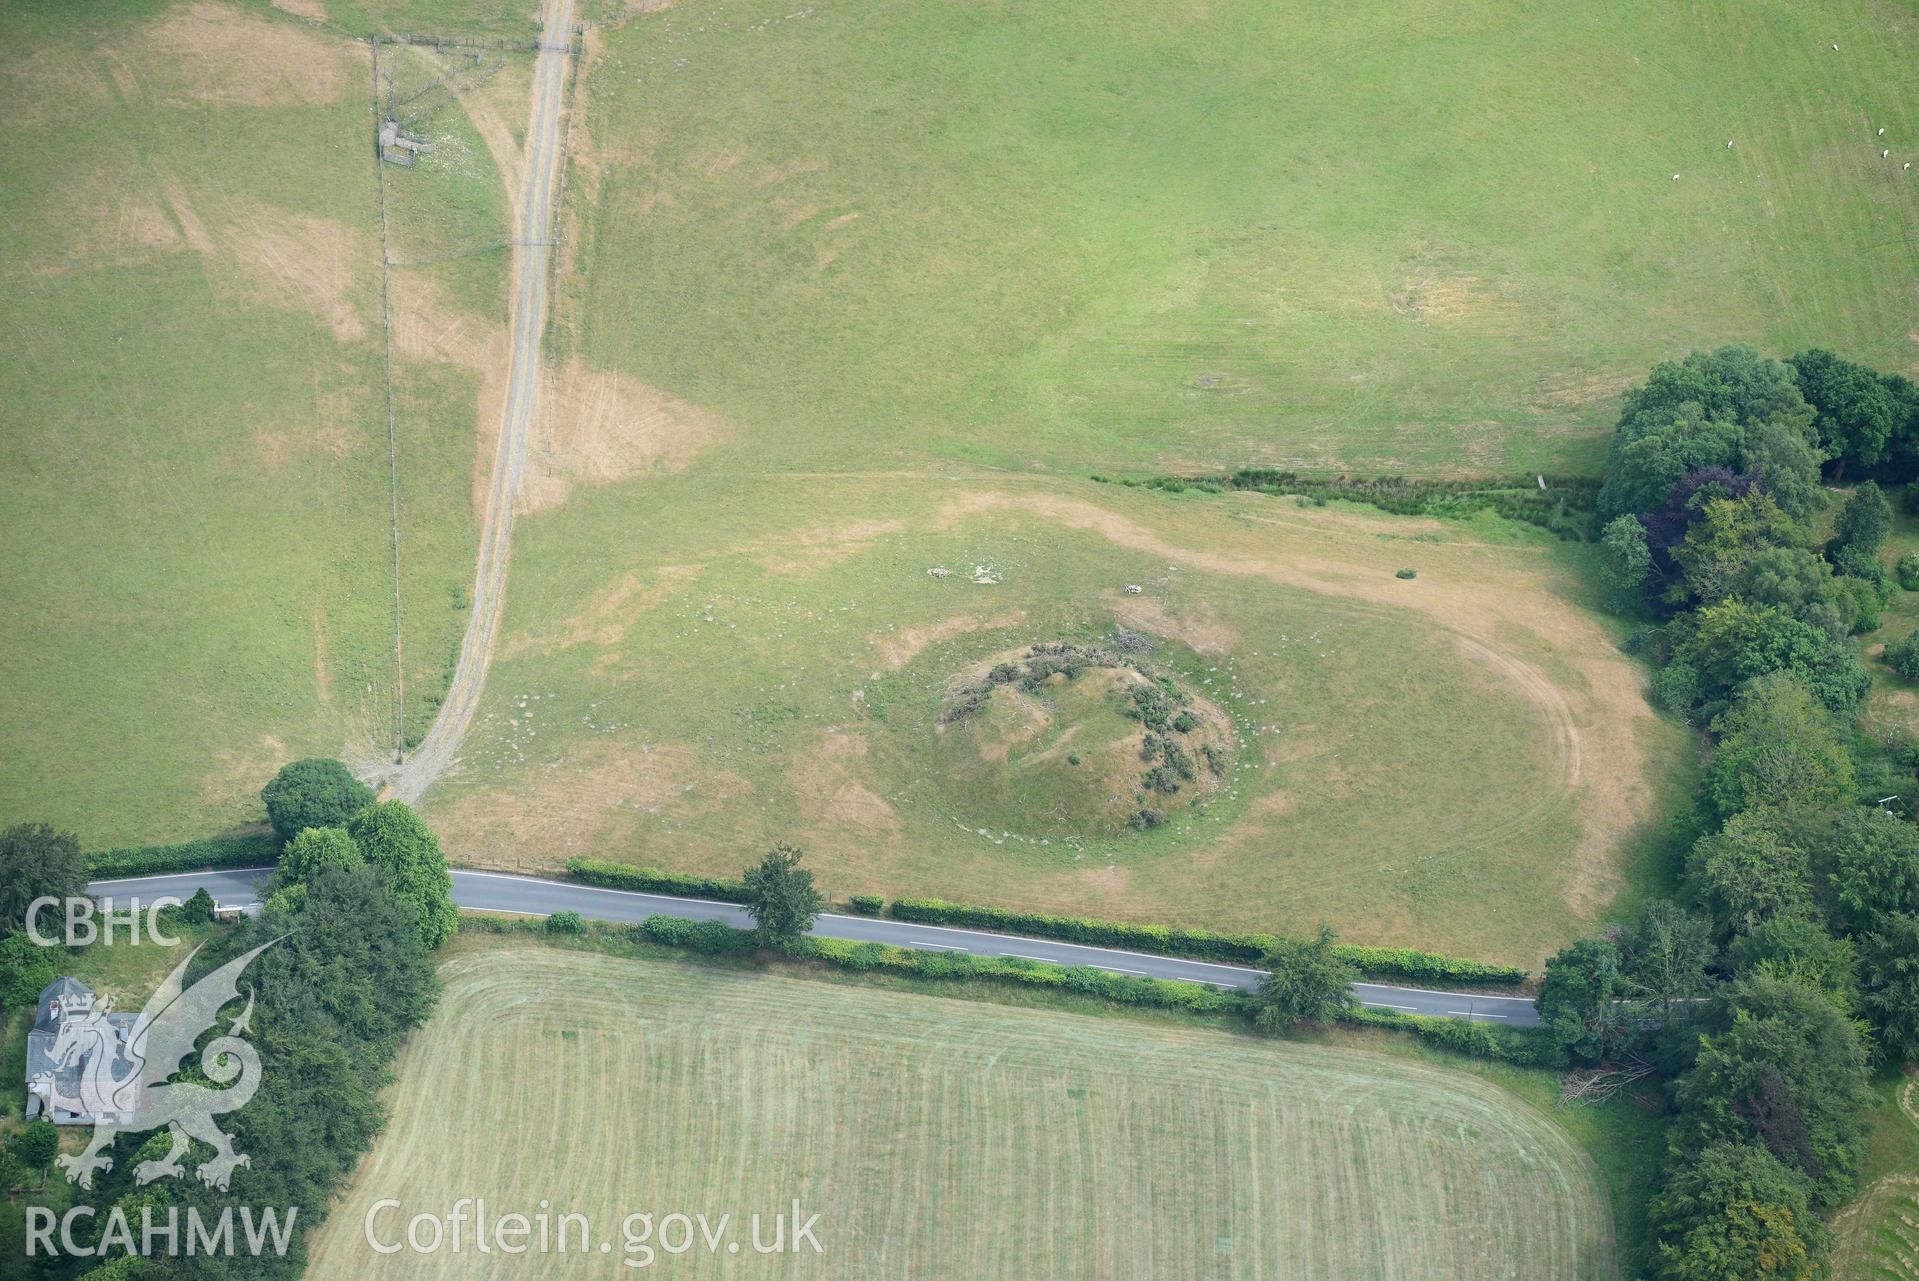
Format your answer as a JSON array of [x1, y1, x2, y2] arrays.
[[307, 945, 1618, 1279], [0, 0, 510, 845]]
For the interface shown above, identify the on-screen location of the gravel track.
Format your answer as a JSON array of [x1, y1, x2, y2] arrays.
[[380, 0, 574, 804]]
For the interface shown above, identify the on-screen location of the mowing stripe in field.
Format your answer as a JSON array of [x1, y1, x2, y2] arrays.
[[308, 946, 1614, 1279]]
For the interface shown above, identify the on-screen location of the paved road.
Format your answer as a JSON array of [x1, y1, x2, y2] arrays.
[[88, 868, 1540, 1026], [380, 0, 575, 804]]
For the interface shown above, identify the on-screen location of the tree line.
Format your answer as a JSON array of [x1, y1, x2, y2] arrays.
[[1550, 346, 1919, 1281]]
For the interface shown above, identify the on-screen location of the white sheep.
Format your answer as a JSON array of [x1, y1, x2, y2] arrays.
[[1885, 149, 1892, 158], [1726, 140, 1734, 148], [1672, 173, 1681, 181], [1879, 127, 1887, 136]]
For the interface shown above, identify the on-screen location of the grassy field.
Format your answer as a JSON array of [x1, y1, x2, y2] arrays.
[[426, 472, 1689, 967], [1859, 501, 1919, 745], [307, 943, 1618, 1279], [0, 1, 510, 844], [1831, 1069, 1919, 1280], [561, 0, 1919, 478]]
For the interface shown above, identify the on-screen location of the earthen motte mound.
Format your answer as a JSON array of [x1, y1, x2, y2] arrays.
[[926, 643, 1235, 842]]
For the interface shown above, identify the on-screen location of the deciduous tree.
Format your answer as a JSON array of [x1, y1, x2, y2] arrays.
[[1857, 912, 1919, 1062], [1252, 925, 1357, 1032], [1700, 675, 1856, 820], [1648, 1141, 1826, 1281], [278, 825, 364, 887], [344, 801, 458, 948], [260, 758, 375, 844], [741, 844, 825, 949], [1537, 936, 1632, 1063], [0, 821, 85, 941], [1671, 976, 1872, 1206]]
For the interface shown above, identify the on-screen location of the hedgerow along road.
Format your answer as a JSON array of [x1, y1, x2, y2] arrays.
[[88, 868, 1541, 1025]]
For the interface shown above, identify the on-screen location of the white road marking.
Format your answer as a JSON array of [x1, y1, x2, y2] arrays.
[[89, 868, 275, 887], [1353, 981, 1533, 1005], [1363, 1002, 1419, 1012]]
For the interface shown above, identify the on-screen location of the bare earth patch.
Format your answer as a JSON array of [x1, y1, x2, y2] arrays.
[[519, 360, 725, 513]]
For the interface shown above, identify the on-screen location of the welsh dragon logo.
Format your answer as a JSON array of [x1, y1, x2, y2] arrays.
[[42, 940, 279, 1192]]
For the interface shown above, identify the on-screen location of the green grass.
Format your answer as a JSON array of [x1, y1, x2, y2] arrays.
[[1859, 499, 1919, 744], [0, 2, 508, 839], [1830, 1069, 1919, 1280], [428, 470, 1689, 968], [565, 0, 1919, 479], [470, 921, 1672, 1274], [307, 942, 1619, 1278]]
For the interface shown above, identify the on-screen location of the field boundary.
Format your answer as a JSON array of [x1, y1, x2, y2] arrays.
[[369, 35, 407, 762], [376, 0, 578, 802]]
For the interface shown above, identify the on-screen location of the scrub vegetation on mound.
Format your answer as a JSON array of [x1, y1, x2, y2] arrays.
[[306, 945, 1618, 1280], [929, 641, 1236, 841]]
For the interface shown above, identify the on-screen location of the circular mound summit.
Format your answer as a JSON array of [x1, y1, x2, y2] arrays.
[[925, 641, 1235, 842]]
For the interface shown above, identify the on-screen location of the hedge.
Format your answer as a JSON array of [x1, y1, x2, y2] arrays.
[[566, 857, 751, 904], [1101, 470, 1598, 541], [637, 914, 754, 954], [886, 899, 1527, 985], [87, 832, 280, 879], [800, 937, 1247, 1014], [456, 917, 1541, 1060], [1344, 1006, 1562, 1067]]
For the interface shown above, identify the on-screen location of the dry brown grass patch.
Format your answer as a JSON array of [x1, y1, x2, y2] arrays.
[[871, 610, 1027, 671], [217, 199, 370, 343], [199, 734, 288, 813], [123, 2, 354, 108], [269, 0, 329, 22], [518, 361, 724, 513], [432, 737, 748, 868], [789, 730, 903, 841], [504, 564, 703, 659]]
